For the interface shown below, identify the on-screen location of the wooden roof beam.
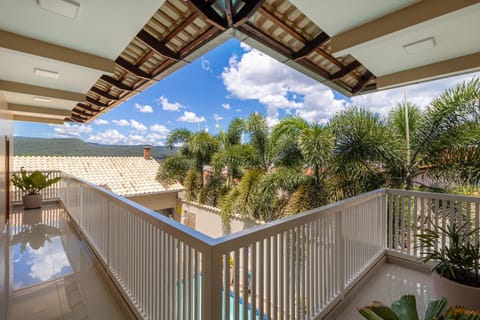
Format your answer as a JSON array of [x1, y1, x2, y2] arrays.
[[352, 71, 374, 94], [136, 30, 180, 61], [329, 61, 361, 80], [76, 103, 99, 113], [100, 75, 134, 92], [90, 87, 119, 101], [233, 0, 265, 27], [115, 57, 151, 80], [85, 96, 109, 108], [70, 114, 87, 122], [331, 0, 480, 54], [291, 32, 330, 61], [189, 0, 228, 30]]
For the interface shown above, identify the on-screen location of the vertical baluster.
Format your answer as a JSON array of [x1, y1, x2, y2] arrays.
[[413, 195, 418, 256], [259, 239, 264, 320], [266, 237, 271, 319], [242, 246, 248, 320], [434, 198, 439, 251], [224, 253, 230, 320], [279, 232, 284, 320], [251, 243, 257, 320], [195, 250, 200, 320], [234, 249, 240, 320], [272, 235, 277, 320]]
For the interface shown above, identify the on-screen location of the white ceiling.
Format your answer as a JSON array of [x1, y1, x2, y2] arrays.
[[0, 0, 165, 123], [3, 91, 77, 111], [334, 4, 480, 77], [0, 47, 104, 93], [0, 0, 166, 59], [290, 0, 417, 37]]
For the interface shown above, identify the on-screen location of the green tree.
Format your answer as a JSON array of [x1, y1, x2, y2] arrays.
[[389, 78, 480, 189]]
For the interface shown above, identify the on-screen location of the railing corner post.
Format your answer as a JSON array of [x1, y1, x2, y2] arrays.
[[203, 245, 223, 320]]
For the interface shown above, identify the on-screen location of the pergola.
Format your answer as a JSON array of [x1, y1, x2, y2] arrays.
[[0, 0, 479, 124]]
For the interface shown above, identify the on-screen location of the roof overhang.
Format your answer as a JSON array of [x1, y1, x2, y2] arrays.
[[1, 0, 478, 124]]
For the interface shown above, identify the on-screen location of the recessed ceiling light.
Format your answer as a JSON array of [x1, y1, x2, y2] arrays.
[[33, 96, 52, 102], [403, 37, 436, 54], [37, 0, 80, 19], [34, 68, 60, 79]]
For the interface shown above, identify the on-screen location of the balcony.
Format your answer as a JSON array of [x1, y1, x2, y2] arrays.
[[4, 171, 480, 319]]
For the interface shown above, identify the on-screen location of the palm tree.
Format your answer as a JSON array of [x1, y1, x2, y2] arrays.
[[330, 107, 402, 198], [389, 77, 480, 189]]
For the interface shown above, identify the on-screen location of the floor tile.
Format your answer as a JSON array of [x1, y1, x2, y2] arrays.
[[8, 204, 127, 320]]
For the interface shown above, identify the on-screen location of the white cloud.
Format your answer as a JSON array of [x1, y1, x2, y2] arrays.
[[130, 120, 147, 132], [201, 57, 211, 71], [127, 134, 148, 145], [213, 113, 223, 121], [221, 47, 346, 123], [147, 133, 167, 145], [350, 72, 480, 116], [221, 103, 231, 110], [240, 42, 252, 51], [150, 124, 169, 134], [93, 119, 109, 125], [178, 111, 206, 123], [88, 129, 127, 144], [134, 103, 153, 113], [235, 108, 242, 113], [54, 123, 92, 138], [112, 119, 130, 126], [156, 96, 184, 112]]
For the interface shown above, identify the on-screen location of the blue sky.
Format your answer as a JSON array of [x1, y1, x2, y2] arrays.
[[15, 39, 479, 146]]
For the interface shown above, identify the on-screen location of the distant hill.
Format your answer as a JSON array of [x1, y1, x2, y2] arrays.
[[14, 137, 176, 159]]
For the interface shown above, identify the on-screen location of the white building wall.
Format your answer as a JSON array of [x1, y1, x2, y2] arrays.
[[181, 201, 259, 238]]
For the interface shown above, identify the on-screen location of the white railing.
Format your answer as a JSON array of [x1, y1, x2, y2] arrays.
[[10, 170, 62, 203], [386, 189, 480, 257], [210, 189, 386, 320], [59, 174, 217, 320], [54, 174, 480, 320]]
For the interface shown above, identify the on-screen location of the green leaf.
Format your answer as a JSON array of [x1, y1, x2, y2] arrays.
[[424, 298, 448, 320], [359, 302, 400, 320], [391, 295, 419, 320]]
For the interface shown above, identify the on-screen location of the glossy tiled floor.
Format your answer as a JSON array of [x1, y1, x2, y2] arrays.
[[7, 203, 127, 320], [337, 263, 432, 319]]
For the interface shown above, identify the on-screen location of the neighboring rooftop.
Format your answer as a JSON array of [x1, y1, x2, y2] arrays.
[[14, 156, 183, 197]]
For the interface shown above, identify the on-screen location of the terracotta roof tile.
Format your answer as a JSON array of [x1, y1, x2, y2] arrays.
[[14, 156, 183, 197]]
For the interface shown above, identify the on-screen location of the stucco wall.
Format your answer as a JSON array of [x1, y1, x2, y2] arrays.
[[127, 192, 178, 212], [0, 92, 13, 320], [181, 201, 259, 238]]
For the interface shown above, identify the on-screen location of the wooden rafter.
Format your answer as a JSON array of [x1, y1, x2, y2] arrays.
[[115, 57, 151, 80], [329, 61, 361, 80], [225, 0, 233, 26], [291, 32, 330, 61], [90, 87, 119, 101], [163, 12, 200, 43], [233, 0, 265, 27], [100, 75, 134, 92], [76, 103, 99, 113], [136, 30, 180, 60], [70, 114, 87, 122], [352, 71, 374, 94], [189, 0, 228, 30], [238, 23, 292, 57], [86, 96, 109, 108]]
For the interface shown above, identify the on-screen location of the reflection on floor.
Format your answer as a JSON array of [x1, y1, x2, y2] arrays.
[[337, 263, 432, 319], [8, 203, 127, 320]]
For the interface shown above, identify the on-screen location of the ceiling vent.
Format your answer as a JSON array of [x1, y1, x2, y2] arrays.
[[403, 37, 436, 54], [37, 0, 80, 19]]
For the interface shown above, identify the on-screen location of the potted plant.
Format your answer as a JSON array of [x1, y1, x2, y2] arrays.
[[416, 221, 480, 309], [11, 167, 61, 209], [359, 294, 480, 319]]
